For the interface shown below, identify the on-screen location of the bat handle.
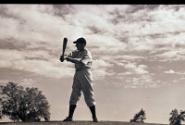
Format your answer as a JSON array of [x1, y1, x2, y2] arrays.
[[64, 37, 67, 42], [60, 55, 65, 62]]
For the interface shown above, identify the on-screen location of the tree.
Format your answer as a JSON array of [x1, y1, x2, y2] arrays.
[[169, 109, 185, 125], [0, 82, 50, 122], [130, 108, 146, 123], [0, 98, 2, 119]]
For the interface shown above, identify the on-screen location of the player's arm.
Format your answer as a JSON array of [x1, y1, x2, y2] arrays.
[[66, 54, 90, 65], [66, 50, 92, 65], [65, 51, 82, 64], [66, 57, 82, 64]]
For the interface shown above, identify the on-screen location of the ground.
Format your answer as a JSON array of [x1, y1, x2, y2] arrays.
[[0, 121, 167, 125]]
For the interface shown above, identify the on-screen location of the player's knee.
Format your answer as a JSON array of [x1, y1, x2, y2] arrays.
[[86, 101, 96, 107], [70, 95, 81, 105], [69, 99, 78, 105], [85, 98, 96, 107]]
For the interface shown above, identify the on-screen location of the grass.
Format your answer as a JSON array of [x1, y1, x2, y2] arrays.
[[0, 121, 168, 125]]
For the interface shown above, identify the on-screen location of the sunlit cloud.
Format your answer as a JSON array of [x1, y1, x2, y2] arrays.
[[164, 69, 185, 75], [0, 49, 74, 79], [124, 63, 149, 74], [164, 69, 175, 74]]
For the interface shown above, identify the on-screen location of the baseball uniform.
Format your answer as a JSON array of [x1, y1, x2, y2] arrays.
[[67, 48, 96, 107]]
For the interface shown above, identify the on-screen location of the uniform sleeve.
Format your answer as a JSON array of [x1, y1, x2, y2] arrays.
[[67, 50, 82, 63], [80, 50, 92, 65]]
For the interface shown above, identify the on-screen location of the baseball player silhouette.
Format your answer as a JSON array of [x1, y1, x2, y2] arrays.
[[60, 37, 98, 122]]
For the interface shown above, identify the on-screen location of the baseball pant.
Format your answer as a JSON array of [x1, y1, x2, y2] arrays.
[[69, 70, 96, 107]]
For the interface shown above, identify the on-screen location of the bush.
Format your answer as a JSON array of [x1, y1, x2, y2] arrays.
[[130, 108, 146, 123]]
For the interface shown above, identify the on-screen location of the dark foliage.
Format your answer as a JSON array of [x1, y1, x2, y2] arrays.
[[169, 109, 185, 125], [0, 82, 50, 122], [130, 108, 146, 123]]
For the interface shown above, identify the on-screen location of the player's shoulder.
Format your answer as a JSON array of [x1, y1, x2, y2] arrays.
[[84, 48, 92, 54], [84, 49, 93, 58]]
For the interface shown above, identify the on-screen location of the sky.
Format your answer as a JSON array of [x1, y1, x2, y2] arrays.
[[0, 4, 185, 124]]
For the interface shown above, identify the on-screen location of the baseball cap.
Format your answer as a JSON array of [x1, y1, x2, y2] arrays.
[[73, 37, 86, 45]]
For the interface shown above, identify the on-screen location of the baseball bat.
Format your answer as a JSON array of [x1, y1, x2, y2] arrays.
[[60, 37, 68, 62], [62, 37, 68, 56]]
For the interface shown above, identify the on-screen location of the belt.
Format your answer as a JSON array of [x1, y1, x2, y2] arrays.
[[75, 68, 90, 72]]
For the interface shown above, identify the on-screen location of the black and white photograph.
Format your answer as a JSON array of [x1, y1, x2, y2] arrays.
[[0, 4, 185, 125]]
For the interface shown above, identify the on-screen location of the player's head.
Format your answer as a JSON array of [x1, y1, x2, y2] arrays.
[[73, 37, 86, 50]]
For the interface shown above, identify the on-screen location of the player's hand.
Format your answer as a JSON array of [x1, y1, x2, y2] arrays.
[[65, 57, 71, 61], [60, 55, 65, 62]]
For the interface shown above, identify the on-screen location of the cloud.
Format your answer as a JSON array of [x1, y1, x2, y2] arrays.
[[92, 59, 114, 79], [124, 75, 159, 88], [164, 69, 185, 75], [0, 38, 28, 50], [113, 73, 159, 88], [110, 5, 185, 54], [155, 49, 185, 61], [1, 5, 185, 88], [0, 5, 65, 43], [0, 49, 74, 79], [124, 63, 149, 75], [87, 35, 126, 54], [164, 69, 175, 74]]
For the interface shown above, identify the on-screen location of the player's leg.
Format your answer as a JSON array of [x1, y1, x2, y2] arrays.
[[89, 105, 98, 122], [81, 76, 98, 122], [63, 76, 82, 122]]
